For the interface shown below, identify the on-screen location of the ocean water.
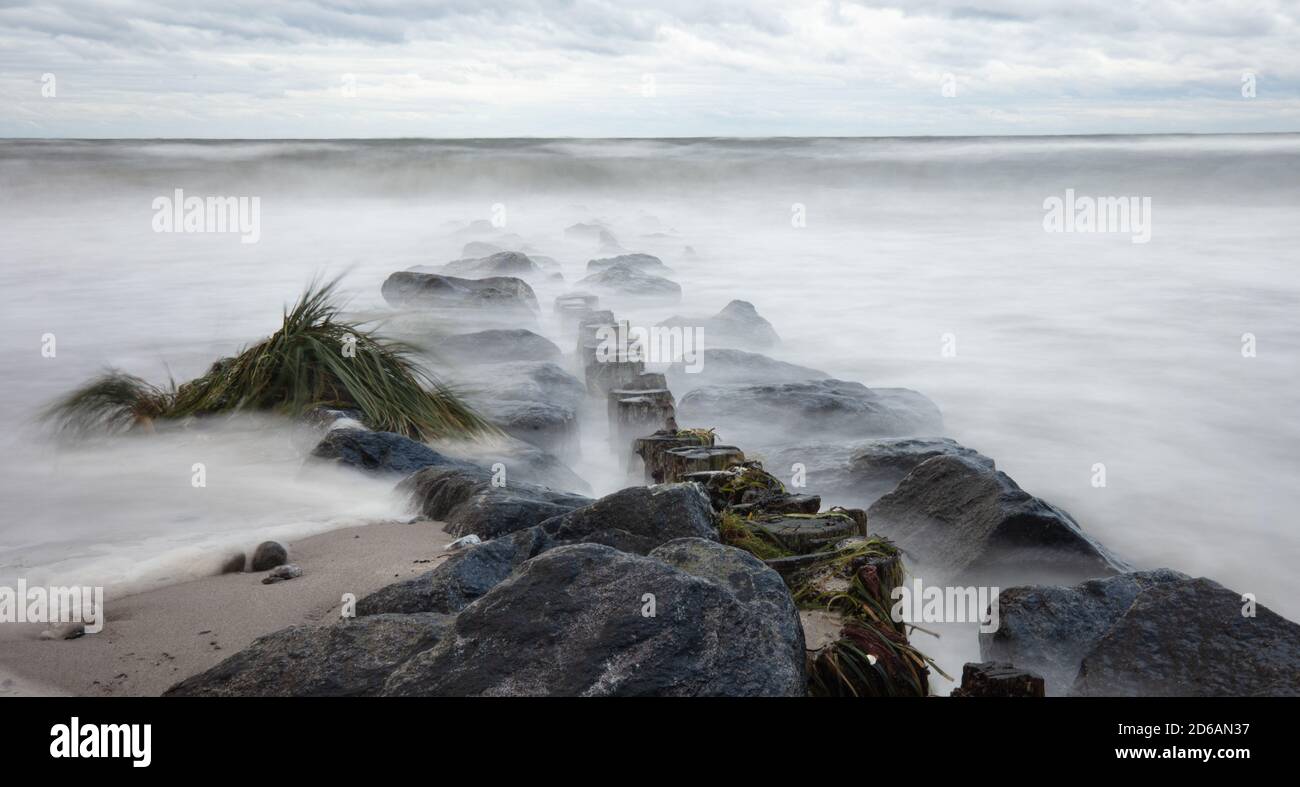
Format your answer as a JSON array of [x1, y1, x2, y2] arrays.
[[1, 136, 1297, 657]]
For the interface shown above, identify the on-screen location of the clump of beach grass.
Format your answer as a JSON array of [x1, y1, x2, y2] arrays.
[[43, 276, 494, 440]]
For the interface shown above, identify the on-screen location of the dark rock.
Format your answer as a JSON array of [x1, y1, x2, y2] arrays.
[[1072, 577, 1300, 697], [586, 253, 674, 277], [164, 613, 451, 697], [438, 329, 561, 365], [665, 348, 826, 393], [867, 455, 1125, 583], [434, 251, 544, 280], [381, 271, 538, 312], [576, 264, 681, 303], [660, 300, 780, 350], [474, 399, 577, 458], [951, 662, 1045, 697], [219, 552, 245, 574], [400, 466, 592, 539], [763, 437, 994, 507], [982, 568, 1189, 695], [538, 483, 717, 555], [310, 428, 470, 477], [357, 527, 556, 616], [380, 543, 806, 696], [677, 379, 942, 446], [450, 362, 586, 457], [250, 541, 288, 571], [428, 435, 591, 495]]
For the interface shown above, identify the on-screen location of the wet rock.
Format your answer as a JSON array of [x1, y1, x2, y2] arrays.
[[450, 362, 586, 457], [982, 568, 1189, 695], [251, 541, 289, 572], [660, 300, 780, 351], [867, 455, 1124, 583], [951, 662, 1045, 697], [1072, 577, 1300, 697], [381, 272, 539, 312], [665, 348, 827, 393], [445, 534, 482, 551], [357, 528, 556, 616], [261, 564, 303, 584], [433, 251, 545, 280], [438, 329, 561, 365], [586, 253, 674, 277], [762, 437, 994, 507], [400, 466, 592, 539], [219, 551, 246, 574], [678, 379, 942, 446], [310, 428, 471, 477], [164, 613, 451, 697], [576, 264, 681, 303], [427, 435, 591, 495], [538, 483, 718, 555], [474, 399, 578, 458], [380, 543, 806, 696]]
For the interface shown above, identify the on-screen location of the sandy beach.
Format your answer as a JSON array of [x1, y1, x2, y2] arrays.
[[0, 520, 454, 697]]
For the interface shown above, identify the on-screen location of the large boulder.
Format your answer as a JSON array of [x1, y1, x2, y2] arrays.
[[586, 253, 673, 277], [380, 543, 806, 696], [762, 437, 993, 507], [438, 329, 561, 365], [428, 435, 591, 494], [538, 483, 717, 555], [677, 379, 942, 447], [665, 348, 827, 393], [867, 455, 1124, 583], [473, 399, 577, 458], [309, 428, 472, 477], [576, 263, 681, 303], [381, 271, 538, 312], [450, 362, 586, 457], [356, 527, 556, 617], [433, 251, 544, 280], [982, 569, 1188, 695], [163, 613, 450, 697], [400, 466, 592, 539], [1072, 577, 1300, 697], [660, 300, 779, 350]]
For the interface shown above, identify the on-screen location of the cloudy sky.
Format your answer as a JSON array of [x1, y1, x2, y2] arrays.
[[2, 0, 1298, 137]]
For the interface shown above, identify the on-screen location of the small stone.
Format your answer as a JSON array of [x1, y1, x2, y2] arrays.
[[261, 564, 303, 585], [40, 622, 85, 640], [220, 552, 246, 574], [251, 541, 289, 571]]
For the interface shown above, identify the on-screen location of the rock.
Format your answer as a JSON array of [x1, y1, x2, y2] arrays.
[[473, 399, 578, 458], [433, 251, 545, 280], [437, 329, 562, 365], [564, 222, 610, 243], [250, 541, 288, 572], [460, 241, 505, 258], [665, 348, 827, 393], [381, 272, 539, 312], [380, 543, 806, 696], [586, 253, 674, 277], [867, 455, 1124, 583], [762, 437, 994, 507], [261, 564, 303, 584], [40, 622, 85, 641], [747, 512, 865, 553], [164, 613, 451, 697], [538, 483, 718, 555], [219, 551, 246, 574], [677, 379, 942, 447], [576, 264, 681, 303], [660, 300, 780, 350], [450, 362, 586, 457], [400, 466, 592, 539], [427, 435, 591, 495], [951, 662, 1045, 697], [445, 534, 482, 551], [982, 569, 1189, 695], [1071, 577, 1300, 697], [309, 428, 471, 477], [357, 527, 556, 617]]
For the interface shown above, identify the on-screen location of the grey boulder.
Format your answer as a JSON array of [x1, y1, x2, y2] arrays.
[[665, 348, 827, 393], [538, 483, 718, 555], [576, 263, 681, 303], [660, 300, 780, 350], [164, 613, 450, 697], [381, 272, 538, 312], [309, 428, 471, 477], [400, 466, 592, 539], [380, 542, 806, 696], [438, 329, 562, 365], [867, 455, 1124, 583]]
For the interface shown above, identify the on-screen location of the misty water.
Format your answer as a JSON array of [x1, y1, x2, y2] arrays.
[[2, 136, 1297, 688]]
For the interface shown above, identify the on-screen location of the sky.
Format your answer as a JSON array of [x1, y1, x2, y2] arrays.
[[1, 0, 1298, 138]]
